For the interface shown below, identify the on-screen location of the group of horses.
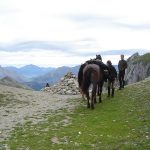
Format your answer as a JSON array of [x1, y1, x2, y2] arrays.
[[78, 55, 117, 109]]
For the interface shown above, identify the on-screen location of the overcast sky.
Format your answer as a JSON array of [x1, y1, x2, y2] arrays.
[[0, 0, 150, 67]]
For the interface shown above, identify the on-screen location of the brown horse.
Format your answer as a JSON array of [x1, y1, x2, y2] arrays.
[[78, 63, 104, 109]]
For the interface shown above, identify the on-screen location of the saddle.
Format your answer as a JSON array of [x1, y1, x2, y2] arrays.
[[85, 59, 109, 82]]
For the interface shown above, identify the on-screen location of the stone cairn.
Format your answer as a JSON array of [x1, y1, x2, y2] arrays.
[[41, 72, 80, 95]]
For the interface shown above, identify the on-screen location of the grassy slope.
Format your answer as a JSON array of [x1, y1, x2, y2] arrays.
[[1, 78, 150, 150], [0, 77, 32, 90], [134, 53, 150, 63]]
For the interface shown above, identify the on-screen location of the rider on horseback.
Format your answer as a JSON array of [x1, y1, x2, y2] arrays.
[[85, 55, 109, 82]]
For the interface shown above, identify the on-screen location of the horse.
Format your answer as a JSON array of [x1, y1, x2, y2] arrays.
[[78, 63, 104, 109]]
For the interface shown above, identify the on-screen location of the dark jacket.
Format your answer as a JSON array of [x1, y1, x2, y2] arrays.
[[118, 60, 127, 71], [108, 65, 117, 81]]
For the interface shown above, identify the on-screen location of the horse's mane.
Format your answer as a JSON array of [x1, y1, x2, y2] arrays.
[[78, 63, 87, 88]]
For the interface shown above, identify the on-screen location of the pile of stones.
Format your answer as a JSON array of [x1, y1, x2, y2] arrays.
[[41, 72, 80, 95]]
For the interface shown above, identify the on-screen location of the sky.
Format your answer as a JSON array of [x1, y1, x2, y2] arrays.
[[0, 0, 150, 67]]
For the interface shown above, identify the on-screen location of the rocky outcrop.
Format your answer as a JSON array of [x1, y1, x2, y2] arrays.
[[41, 72, 80, 95], [125, 53, 150, 84]]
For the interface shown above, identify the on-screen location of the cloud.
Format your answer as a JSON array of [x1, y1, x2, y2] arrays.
[[0, 50, 93, 67], [0, 41, 73, 52], [66, 14, 113, 23], [0, 0, 150, 67], [0, 49, 136, 67], [100, 49, 150, 55], [117, 22, 150, 30], [65, 14, 118, 28], [0, 40, 149, 58], [0, 39, 101, 57], [66, 13, 150, 30]]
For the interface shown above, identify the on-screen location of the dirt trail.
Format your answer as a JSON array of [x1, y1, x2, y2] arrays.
[[0, 84, 80, 142]]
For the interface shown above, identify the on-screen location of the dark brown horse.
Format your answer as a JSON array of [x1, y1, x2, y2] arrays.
[[78, 63, 104, 109], [78, 58, 108, 100]]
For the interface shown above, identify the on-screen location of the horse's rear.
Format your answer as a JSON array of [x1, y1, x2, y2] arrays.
[[81, 64, 104, 109]]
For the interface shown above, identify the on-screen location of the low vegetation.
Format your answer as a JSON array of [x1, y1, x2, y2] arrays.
[[0, 93, 29, 107], [1, 78, 150, 150], [134, 53, 150, 63]]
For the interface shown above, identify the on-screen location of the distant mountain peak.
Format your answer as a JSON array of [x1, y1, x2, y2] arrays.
[[21, 64, 41, 69]]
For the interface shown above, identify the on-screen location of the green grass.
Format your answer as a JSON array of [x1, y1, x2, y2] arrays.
[[1, 79, 150, 150], [134, 53, 150, 63]]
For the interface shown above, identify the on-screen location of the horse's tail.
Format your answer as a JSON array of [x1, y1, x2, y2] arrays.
[[82, 68, 94, 93], [78, 63, 86, 88]]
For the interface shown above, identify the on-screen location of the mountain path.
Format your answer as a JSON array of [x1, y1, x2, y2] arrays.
[[0, 84, 80, 142]]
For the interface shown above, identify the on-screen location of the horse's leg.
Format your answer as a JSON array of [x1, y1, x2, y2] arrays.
[[94, 84, 98, 104], [82, 92, 86, 101], [111, 81, 115, 97], [97, 84, 100, 96], [99, 81, 103, 103], [108, 80, 110, 97], [91, 84, 97, 109], [80, 89, 85, 101], [85, 91, 90, 108]]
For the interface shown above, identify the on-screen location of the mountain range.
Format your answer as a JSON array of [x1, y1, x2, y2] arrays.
[[0, 65, 80, 90], [0, 65, 25, 82], [24, 65, 80, 90], [5, 64, 55, 79], [1, 52, 150, 90]]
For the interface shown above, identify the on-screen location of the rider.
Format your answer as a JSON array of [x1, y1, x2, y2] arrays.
[[85, 54, 109, 82], [95, 54, 109, 82], [118, 54, 127, 90]]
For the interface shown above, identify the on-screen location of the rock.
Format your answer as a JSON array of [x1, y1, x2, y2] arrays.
[[67, 80, 74, 85], [66, 90, 72, 95], [41, 72, 80, 95], [125, 53, 150, 84]]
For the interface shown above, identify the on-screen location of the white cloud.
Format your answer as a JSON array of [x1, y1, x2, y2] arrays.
[[0, 49, 134, 68], [0, 0, 150, 67], [0, 50, 94, 67]]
